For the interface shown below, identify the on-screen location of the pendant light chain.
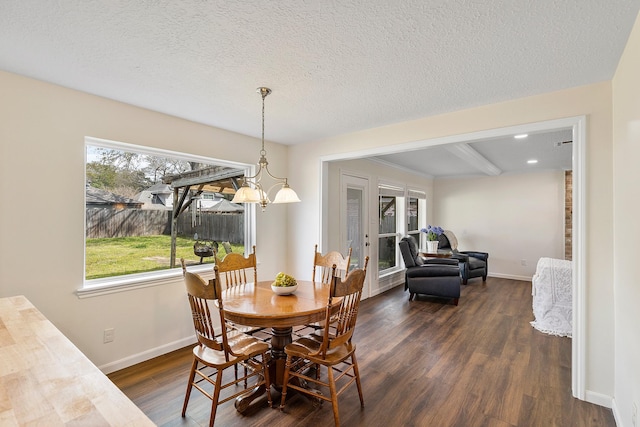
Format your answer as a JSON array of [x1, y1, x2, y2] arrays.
[[260, 87, 269, 157]]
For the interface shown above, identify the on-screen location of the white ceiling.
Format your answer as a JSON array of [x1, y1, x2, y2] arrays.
[[1, 1, 637, 177], [373, 128, 574, 178]]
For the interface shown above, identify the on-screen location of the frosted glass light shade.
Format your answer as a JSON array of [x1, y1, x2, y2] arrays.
[[231, 185, 261, 203], [273, 186, 301, 204]]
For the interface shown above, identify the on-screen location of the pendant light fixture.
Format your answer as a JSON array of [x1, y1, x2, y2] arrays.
[[232, 87, 301, 211]]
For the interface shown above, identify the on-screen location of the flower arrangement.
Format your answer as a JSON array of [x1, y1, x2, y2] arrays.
[[421, 225, 444, 241]]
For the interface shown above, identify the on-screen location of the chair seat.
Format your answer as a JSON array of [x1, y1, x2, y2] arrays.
[[285, 336, 356, 365], [407, 264, 460, 277], [468, 257, 486, 270], [194, 332, 269, 367], [436, 231, 489, 284], [226, 330, 271, 357]]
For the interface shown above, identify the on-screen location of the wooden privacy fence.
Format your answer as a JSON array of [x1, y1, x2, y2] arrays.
[[86, 208, 170, 238], [86, 208, 243, 242], [177, 211, 244, 243]]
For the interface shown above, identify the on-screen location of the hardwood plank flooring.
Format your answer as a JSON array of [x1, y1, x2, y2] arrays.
[[109, 277, 616, 426]]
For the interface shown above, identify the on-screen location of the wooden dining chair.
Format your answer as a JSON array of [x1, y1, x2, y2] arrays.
[[214, 245, 257, 289], [313, 244, 352, 284], [213, 245, 269, 381], [180, 259, 272, 427], [280, 256, 369, 427], [213, 245, 267, 335], [294, 245, 353, 337]]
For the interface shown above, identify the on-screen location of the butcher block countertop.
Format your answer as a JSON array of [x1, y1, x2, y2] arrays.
[[0, 295, 154, 426]]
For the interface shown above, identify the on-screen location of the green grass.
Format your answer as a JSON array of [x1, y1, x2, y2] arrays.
[[85, 235, 245, 280]]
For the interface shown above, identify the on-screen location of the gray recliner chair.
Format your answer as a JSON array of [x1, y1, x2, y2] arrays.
[[398, 236, 462, 305], [437, 231, 489, 285]]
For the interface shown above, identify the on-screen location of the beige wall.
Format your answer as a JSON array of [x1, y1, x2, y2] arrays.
[[612, 11, 640, 427], [288, 81, 614, 401], [0, 70, 290, 371], [433, 171, 566, 279]]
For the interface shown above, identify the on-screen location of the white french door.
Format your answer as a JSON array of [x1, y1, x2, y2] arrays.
[[341, 173, 370, 298]]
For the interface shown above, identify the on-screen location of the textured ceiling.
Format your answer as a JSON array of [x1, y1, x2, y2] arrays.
[[1, 0, 638, 148]]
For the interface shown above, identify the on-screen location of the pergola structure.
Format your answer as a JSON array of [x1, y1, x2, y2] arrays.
[[162, 166, 244, 267]]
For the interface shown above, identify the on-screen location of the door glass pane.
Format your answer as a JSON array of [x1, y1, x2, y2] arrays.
[[379, 194, 397, 272], [347, 187, 363, 270]]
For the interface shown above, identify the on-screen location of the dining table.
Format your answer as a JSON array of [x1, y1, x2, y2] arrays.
[[221, 280, 335, 412]]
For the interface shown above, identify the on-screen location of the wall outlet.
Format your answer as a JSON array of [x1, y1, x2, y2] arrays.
[[103, 328, 115, 343], [633, 401, 637, 427], [521, 259, 527, 266]]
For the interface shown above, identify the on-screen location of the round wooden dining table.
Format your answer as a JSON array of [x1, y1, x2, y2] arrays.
[[222, 280, 333, 412]]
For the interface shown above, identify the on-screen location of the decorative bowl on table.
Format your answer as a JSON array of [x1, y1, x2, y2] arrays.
[[271, 283, 298, 295], [271, 272, 298, 295]]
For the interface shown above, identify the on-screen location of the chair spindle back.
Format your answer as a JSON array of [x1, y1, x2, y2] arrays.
[[313, 244, 352, 284], [215, 245, 257, 289], [181, 259, 229, 354]]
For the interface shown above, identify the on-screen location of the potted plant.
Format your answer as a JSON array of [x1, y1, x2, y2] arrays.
[[421, 225, 444, 253]]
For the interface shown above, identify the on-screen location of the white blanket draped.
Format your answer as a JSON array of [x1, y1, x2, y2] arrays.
[[531, 257, 572, 337]]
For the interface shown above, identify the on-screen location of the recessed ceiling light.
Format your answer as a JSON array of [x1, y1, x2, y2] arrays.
[[514, 134, 528, 139], [527, 159, 538, 164]]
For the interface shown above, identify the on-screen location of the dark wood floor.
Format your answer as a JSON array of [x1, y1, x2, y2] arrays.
[[109, 277, 616, 427]]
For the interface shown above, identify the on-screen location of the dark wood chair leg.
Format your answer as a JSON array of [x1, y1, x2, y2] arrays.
[[453, 298, 459, 306], [182, 358, 198, 417]]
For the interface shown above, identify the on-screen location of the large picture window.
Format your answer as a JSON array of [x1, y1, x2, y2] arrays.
[[84, 138, 250, 287]]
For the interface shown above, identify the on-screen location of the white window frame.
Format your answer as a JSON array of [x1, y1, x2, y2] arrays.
[[406, 189, 427, 251], [78, 136, 256, 298], [378, 183, 405, 277]]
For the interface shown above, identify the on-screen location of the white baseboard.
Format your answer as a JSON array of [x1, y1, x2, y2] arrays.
[[371, 280, 403, 297], [486, 272, 532, 282], [611, 398, 623, 427], [98, 336, 195, 375], [585, 389, 613, 409]]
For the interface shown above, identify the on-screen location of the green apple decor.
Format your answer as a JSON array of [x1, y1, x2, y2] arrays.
[[271, 272, 298, 295]]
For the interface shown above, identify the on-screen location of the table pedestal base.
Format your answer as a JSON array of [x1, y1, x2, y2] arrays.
[[234, 326, 292, 413]]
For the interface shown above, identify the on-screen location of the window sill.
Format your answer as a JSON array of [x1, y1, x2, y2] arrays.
[[77, 264, 215, 299], [378, 267, 403, 280]]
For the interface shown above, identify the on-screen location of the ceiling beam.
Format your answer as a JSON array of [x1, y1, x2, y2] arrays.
[[444, 143, 502, 176]]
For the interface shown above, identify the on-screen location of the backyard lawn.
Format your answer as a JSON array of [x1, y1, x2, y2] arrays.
[[85, 235, 244, 279]]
